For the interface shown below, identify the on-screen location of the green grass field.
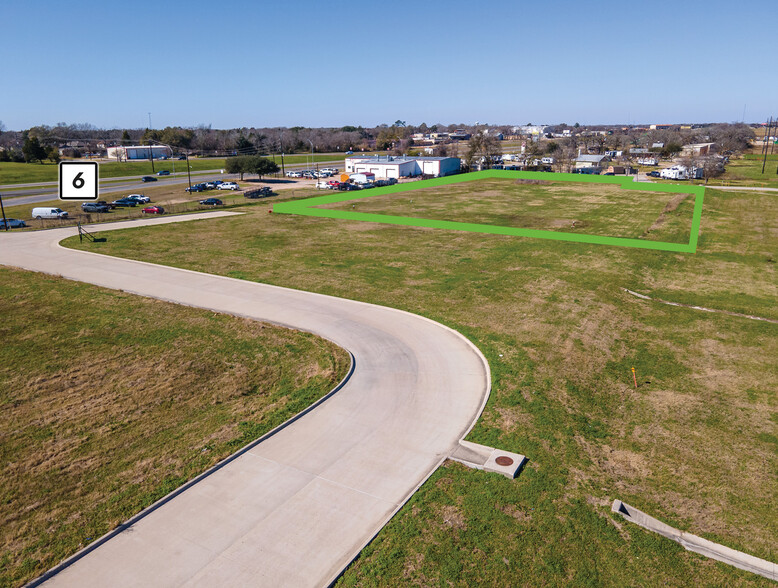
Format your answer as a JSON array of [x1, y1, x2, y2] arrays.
[[60, 180, 777, 585], [0, 154, 346, 186], [0, 268, 349, 587], [319, 177, 695, 244], [714, 154, 778, 186]]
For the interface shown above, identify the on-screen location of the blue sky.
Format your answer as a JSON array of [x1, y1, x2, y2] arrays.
[[1, 0, 776, 130]]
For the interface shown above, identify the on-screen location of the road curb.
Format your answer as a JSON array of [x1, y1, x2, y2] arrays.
[[25, 352, 355, 588]]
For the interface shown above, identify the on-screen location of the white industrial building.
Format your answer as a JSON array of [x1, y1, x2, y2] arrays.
[[106, 145, 173, 161], [344, 156, 461, 179]]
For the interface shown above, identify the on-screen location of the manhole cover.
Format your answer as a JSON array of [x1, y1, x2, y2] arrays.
[[495, 456, 514, 466]]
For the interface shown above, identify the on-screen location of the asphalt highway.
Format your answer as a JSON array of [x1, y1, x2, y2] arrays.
[[1, 160, 345, 206]]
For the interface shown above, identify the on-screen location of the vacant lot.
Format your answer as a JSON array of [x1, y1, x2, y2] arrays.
[[61, 180, 777, 585], [0, 269, 348, 586], [322, 178, 694, 243]]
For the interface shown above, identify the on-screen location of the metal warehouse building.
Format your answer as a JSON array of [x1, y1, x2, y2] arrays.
[[106, 145, 173, 161], [345, 155, 461, 179]]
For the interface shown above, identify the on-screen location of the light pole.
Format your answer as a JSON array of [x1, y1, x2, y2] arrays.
[[150, 139, 182, 188]]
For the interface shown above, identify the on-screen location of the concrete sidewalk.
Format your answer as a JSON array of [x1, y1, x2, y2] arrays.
[[0, 213, 491, 587]]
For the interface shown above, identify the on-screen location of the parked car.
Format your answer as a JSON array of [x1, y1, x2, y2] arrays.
[[199, 198, 223, 206], [141, 176, 157, 182], [141, 206, 165, 214], [204, 182, 217, 190], [111, 198, 138, 207], [127, 194, 151, 203], [218, 182, 240, 190], [287, 171, 303, 178], [315, 181, 331, 189], [32, 207, 69, 219], [81, 202, 111, 213], [327, 180, 341, 187], [177, 155, 187, 160], [244, 187, 274, 199], [186, 183, 205, 192], [321, 168, 339, 174], [2, 218, 27, 228], [647, 171, 661, 177], [157, 170, 171, 176], [338, 183, 360, 191]]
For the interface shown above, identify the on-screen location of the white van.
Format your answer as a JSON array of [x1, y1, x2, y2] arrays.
[[32, 207, 69, 219]]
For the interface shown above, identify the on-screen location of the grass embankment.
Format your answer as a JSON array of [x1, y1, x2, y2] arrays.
[[0, 154, 346, 186], [0, 269, 349, 587], [59, 183, 778, 585]]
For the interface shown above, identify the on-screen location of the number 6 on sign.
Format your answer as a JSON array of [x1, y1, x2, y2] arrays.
[[59, 161, 99, 201]]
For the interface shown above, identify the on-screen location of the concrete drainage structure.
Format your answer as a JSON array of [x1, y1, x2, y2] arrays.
[[450, 440, 527, 479], [612, 500, 777, 581]]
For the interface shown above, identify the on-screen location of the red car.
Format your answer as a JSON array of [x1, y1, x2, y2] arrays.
[[141, 206, 165, 214], [327, 180, 341, 188]]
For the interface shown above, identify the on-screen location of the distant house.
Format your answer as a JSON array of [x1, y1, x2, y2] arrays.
[[604, 150, 623, 158], [650, 124, 672, 130], [449, 130, 471, 141], [630, 148, 649, 154], [575, 154, 609, 170], [637, 157, 659, 166], [605, 165, 636, 175], [682, 143, 715, 156], [651, 142, 665, 149], [511, 125, 548, 137]]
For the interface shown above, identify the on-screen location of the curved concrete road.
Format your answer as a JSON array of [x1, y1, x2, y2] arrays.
[[0, 214, 490, 587]]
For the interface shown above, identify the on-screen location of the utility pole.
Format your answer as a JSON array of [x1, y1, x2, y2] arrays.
[[0, 193, 8, 231], [279, 132, 286, 176], [186, 152, 192, 192], [147, 113, 155, 174], [762, 117, 772, 174]]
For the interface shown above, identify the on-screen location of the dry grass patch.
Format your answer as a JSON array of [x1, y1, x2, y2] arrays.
[[0, 268, 348, 586], [322, 178, 692, 241]]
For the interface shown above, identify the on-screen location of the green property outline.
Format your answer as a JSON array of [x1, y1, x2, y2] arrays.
[[273, 170, 705, 252]]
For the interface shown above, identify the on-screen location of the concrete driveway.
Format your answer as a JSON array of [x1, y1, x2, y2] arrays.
[[0, 214, 490, 587]]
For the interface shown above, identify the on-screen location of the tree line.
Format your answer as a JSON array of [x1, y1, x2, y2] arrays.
[[0, 119, 757, 166]]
